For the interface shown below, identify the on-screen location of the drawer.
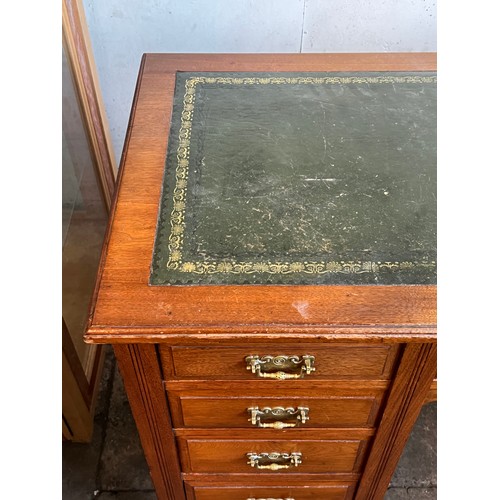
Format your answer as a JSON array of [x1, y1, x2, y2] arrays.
[[160, 344, 400, 380], [167, 382, 386, 428], [176, 428, 373, 474], [185, 480, 357, 500]]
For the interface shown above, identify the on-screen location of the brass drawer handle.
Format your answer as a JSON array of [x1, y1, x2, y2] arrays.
[[245, 355, 315, 379], [246, 452, 302, 470], [248, 406, 309, 429]]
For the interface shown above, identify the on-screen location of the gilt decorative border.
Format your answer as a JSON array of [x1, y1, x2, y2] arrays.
[[163, 75, 436, 276]]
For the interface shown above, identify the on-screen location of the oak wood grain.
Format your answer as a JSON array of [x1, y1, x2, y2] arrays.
[[176, 430, 373, 474], [163, 344, 400, 380], [182, 473, 360, 483], [113, 344, 185, 499], [174, 428, 375, 440], [425, 378, 437, 403], [354, 343, 437, 499], [185, 482, 356, 500], [167, 388, 384, 429], [164, 380, 390, 392], [174, 397, 380, 429]]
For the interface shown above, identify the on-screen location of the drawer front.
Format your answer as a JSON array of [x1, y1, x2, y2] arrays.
[[185, 482, 356, 500], [161, 344, 399, 380], [168, 386, 384, 428], [176, 431, 371, 474]]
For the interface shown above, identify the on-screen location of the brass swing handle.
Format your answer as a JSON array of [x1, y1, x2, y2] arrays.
[[246, 452, 302, 470], [248, 406, 309, 429], [245, 355, 315, 379]]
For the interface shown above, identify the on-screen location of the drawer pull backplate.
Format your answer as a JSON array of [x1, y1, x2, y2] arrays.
[[248, 406, 309, 429], [245, 355, 315, 379], [246, 452, 302, 470]]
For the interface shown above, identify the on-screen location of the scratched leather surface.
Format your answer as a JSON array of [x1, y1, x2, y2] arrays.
[[150, 72, 436, 285]]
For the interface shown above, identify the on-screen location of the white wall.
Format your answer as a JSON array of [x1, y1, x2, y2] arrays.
[[83, 0, 437, 165]]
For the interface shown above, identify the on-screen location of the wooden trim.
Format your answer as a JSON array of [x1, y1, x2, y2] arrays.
[[143, 52, 436, 72], [354, 343, 437, 499], [63, 315, 104, 404], [63, 318, 105, 441], [62, 347, 93, 442], [184, 476, 361, 485], [62, 417, 73, 441], [182, 472, 360, 483], [62, 318, 91, 406], [62, 0, 116, 211], [86, 326, 437, 345], [425, 379, 437, 404], [113, 344, 185, 500], [85, 54, 147, 338]]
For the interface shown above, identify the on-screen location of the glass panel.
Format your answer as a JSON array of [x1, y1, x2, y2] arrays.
[[62, 42, 108, 377]]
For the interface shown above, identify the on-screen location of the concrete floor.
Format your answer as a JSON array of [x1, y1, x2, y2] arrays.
[[62, 346, 436, 499]]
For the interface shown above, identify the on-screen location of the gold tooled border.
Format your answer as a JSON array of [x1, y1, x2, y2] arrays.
[[166, 75, 437, 275]]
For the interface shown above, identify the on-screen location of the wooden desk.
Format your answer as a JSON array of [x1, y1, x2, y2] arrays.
[[86, 53, 437, 500]]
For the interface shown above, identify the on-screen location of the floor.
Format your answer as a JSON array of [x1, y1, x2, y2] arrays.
[[62, 346, 437, 499]]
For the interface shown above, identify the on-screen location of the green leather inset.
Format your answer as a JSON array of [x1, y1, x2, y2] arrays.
[[150, 72, 436, 285]]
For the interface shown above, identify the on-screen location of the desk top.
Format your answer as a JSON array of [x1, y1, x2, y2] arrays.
[[85, 54, 437, 344]]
